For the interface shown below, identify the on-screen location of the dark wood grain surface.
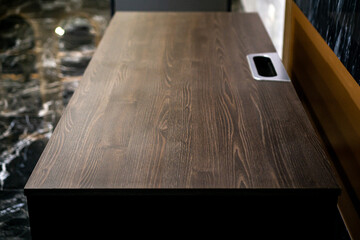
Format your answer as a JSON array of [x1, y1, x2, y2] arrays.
[[25, 12, 338, 191]]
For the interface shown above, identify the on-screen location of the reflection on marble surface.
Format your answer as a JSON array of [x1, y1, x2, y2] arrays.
[[295, 0, 360, 85], [0, 0, 110, 238], [0, 15, 36, 81]]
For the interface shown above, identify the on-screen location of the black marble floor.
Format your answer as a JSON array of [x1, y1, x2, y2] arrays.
[[0, 190, 30, 239], [0, 0, 110, 238]]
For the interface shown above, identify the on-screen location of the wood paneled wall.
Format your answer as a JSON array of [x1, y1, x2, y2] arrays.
[[283, 1, 360, 239]]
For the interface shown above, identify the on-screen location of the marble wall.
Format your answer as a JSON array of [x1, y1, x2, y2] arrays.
[[294, 0, 360, 85]]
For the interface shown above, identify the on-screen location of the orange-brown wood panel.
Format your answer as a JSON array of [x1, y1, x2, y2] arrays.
[[283, 1, 360, 239]]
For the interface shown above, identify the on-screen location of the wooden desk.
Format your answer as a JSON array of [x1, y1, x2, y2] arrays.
[[25, 12, 339, 239]]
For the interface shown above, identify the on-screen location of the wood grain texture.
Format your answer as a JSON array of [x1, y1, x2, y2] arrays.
[[283, 2, 360, 238], [25, 12, 338, 191]]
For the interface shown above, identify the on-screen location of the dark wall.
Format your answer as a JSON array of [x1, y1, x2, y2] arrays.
[[112, 0, 230, 12]]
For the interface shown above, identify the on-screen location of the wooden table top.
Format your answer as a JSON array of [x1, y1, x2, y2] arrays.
[[25, 12, 339, 192]]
